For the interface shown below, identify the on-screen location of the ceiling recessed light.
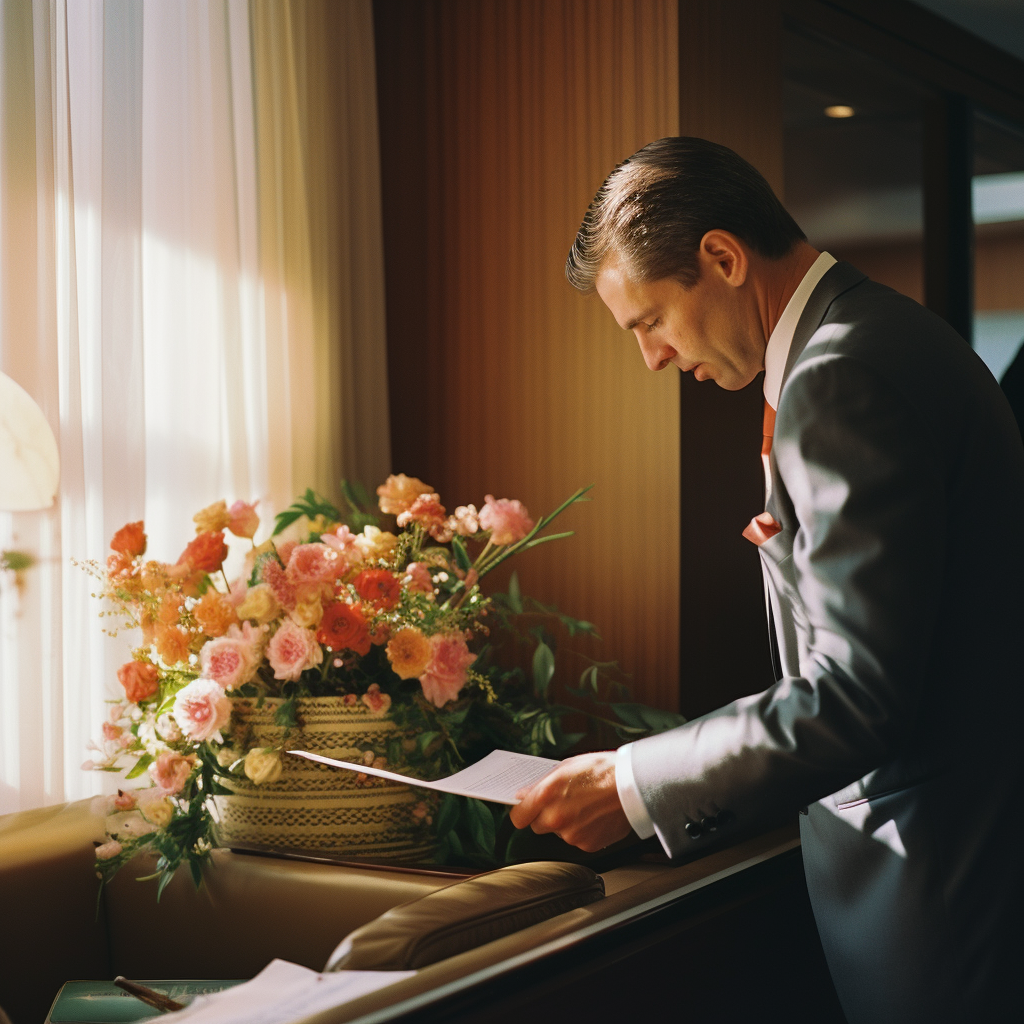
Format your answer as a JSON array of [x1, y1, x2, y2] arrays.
[[825, 105, 855, 118]]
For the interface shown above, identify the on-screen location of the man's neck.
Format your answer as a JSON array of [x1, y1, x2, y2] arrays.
[[755, 242, 822, 344]]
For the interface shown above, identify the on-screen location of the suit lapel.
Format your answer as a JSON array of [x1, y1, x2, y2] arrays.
[[780, 261, 867, 394]]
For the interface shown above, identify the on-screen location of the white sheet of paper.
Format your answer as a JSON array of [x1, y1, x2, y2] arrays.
[[159, 959, 415, 1024], [286, 748, 560, 805]]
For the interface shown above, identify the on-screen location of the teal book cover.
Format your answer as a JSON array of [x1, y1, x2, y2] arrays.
[[46, 980, 244, 1023]]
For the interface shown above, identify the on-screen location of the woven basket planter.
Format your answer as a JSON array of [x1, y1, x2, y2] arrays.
[[213, 696, 435, 862]]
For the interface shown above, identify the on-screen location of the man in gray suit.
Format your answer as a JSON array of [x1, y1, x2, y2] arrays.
[[511, 137, 1023, 1023]]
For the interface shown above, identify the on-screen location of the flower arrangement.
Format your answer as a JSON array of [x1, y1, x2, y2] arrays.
[[83, 476, 661, 894]]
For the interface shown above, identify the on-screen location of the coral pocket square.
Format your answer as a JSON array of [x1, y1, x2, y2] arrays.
[[743, 511, 782, 546]]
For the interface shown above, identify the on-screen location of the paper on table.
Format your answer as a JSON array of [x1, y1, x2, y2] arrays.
[[286, 748, 560, 805], [159, 959, 415, 1024]]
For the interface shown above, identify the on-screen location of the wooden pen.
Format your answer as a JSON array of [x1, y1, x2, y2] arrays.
[[113, 976, 186, 1013]]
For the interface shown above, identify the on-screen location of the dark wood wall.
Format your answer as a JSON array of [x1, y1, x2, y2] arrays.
[[374, 0, 785, 717]]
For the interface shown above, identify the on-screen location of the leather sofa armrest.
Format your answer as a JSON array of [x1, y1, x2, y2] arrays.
[[325, 861, 605, 971]]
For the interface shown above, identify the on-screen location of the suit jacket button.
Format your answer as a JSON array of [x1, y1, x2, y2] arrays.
[[701, 816, 718, 832], [685, 821, 703, 839]]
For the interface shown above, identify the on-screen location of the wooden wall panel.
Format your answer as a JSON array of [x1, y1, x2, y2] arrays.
[[673, 0, 782, 715], [375, 0, 681, 711]]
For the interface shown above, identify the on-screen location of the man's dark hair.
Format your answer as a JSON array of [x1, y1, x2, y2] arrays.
[[566, 137, 806, 292]]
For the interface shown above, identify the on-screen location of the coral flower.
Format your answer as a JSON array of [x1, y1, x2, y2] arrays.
[[403, 562, 434, 595], [419, 632, 476, 708], [386, 626, 433, 680], [117, 661, 160, 703], [361, 683, 392, 716], [172, 678, 232, 742], [260, 558, 297, 612], [478, 495, 534, 545], [396, 493, 452, 541], [376, 473, 434, 516], [177, 531, 229, 574], [111, 521, 147, 558], [227, 500, 259, 539], [267, 620, 323, 681], [354, 568, 402, 610], [193, 591, 238, 637], [316, 602, 372, 655]]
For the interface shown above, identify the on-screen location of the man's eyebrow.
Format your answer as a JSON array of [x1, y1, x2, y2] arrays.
[[623, 308, 657, 331]]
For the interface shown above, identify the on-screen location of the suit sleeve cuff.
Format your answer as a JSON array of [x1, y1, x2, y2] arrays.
[[615, 743, 656, 839]]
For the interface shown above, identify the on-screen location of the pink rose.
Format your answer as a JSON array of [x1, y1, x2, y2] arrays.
[[287, 543, 341, 587], [227, 500, 260, 539], [321, 525, 361, 567], [172, 678, 232, 742], [419, 632, 476, 708], [478, 495, 534, 545], [267, 620, 323, 681], [199, 622, 265, 690], [150, 751, 195, 794]]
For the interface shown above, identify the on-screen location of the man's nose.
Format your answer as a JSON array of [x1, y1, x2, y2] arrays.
[[637, 335, 674, 372]]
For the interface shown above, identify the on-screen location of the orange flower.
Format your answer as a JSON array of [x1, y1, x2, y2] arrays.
[[117, 661, 159, 703], [376, 474, 434, 516], [106, 551, 135, 580], [396, 493, 451, 541], [386, 626, 433, 680], [140, 561, 171, 592], [110, 521, 147, 558], [178, 531, 228, 574], [354, 568, 402, 610], [193, 591, 238, 637], [158, 592, 185, 626], [155, 624, 191, 666], [316, 601, 371, 655]]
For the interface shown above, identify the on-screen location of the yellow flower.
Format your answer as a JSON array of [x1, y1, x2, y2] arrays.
[[355, 526, 398, 564], [237, 584, 281, 625], [137, 793, 174, 828], [290, 594, 324, 629], [193, 500, 231, 533], [245, 749, 283, 786], [386, 626, 433, 680]]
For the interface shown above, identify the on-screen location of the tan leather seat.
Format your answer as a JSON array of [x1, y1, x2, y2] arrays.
[[325, 861, 605, 971]]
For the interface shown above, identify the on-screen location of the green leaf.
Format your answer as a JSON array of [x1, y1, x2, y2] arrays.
[[610, 702, 688, 735], [156, 869, 175, 902], [451, 536, 472, 572], [124, 753, 154, 780], [434, 793, 460, 839], [417, 731, 441, 755], [274, 697, 298, 729], [188, 858, 203, 889], [466, 798, 496, 854], [532, 642, 555, 699], [507, 572, 523, 614]]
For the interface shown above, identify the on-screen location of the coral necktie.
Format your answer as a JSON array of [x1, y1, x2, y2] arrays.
[[742, 401, 782, 546]]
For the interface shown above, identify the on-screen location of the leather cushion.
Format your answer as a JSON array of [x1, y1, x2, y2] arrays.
[[324, 861, 605, 971]]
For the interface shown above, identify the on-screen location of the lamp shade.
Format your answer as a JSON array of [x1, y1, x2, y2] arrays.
[[0, 372, 60, 511]]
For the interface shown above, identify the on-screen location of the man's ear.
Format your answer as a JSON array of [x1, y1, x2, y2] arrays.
[[698, 230, 749, 288]]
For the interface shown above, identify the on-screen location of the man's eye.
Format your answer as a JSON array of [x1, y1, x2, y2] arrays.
[[644, 318, 660, 332]]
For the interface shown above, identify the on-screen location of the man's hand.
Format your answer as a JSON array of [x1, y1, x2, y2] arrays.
[[509, 751, 632, 853]]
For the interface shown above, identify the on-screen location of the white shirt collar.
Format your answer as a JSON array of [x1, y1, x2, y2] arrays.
[[763, 251, 837, 410]]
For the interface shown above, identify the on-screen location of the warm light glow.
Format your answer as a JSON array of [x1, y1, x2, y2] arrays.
[[0, 372, 60, 511], [825, 104, 855, 118]]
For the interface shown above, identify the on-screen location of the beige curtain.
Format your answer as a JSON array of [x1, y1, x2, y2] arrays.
[[0, 0, 390, 813], [252, 0, 391, 502]]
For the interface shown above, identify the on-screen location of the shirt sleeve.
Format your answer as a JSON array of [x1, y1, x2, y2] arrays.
[[615, 743, 659, 843]]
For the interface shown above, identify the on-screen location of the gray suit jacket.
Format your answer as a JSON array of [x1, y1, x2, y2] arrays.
[[630, 262, 1024, 1024]]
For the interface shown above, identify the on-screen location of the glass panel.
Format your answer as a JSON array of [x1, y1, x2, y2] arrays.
[[973, 112, 1024, 386], [782, 27, 928, 301]]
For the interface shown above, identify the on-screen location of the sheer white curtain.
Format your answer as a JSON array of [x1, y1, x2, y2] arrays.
[[0, 0, 390, 814]]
